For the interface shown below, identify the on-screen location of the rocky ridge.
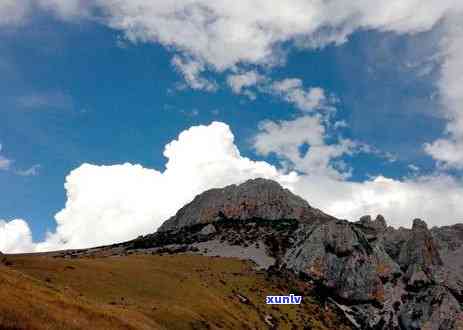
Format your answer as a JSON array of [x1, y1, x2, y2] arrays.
[[158, 178, 335, 231], [114, 179, 463, 329]]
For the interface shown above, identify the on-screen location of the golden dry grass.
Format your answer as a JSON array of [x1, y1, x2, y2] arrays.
[[1, 253, 352, 329]]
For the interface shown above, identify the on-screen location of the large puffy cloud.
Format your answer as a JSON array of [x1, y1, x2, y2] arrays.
[[0, 219, 35, 253], [1, 121, 463, 253], [35, 122, 297, 251]]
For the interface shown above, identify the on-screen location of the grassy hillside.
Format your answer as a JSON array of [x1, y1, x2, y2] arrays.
[[1, 253, 352, 329]]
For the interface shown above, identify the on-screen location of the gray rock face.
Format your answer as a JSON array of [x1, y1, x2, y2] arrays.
[[397, 219, 443, 289], [399, 286, 463, 330], [158, 178, 334, 232], [284, 220, 400, 304], [431, 224, 463, 302], [431, 224, 463, 253], [284, 214, 463, 329]]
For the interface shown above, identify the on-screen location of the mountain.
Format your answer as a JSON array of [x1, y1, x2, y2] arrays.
[[2, 178, 463, 329], [131, 178, 463, 329]]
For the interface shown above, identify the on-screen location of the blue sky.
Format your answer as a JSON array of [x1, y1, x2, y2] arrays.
[[1, 1, 462, 252]]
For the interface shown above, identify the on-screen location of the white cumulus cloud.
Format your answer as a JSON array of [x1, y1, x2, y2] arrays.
[[0, 121, 459, 253], [35, 122, 297, 251], [0, 219, 35, 253]]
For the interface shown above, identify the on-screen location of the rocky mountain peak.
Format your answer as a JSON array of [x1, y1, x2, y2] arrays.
[[399, 218, 442, 271], [374, 214, 387, 228], [157, 178, 334, 232], [412, 218, 428, 231], [357, 214, 388, 235]]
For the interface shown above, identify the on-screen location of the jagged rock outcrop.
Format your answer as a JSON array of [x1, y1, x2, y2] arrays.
[[158, 178, 334, 232], [132, 178, 463, 330], [397, 219, 442, 290], [431, 224, 463, 253], [399, 219, 442, 269], [354, 217, 463, 329], [399, 285, 463, 330], [355, 215, 388, 240], [284, 220, 400, 304]]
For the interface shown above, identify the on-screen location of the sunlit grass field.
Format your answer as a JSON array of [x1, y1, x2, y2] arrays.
[[1, 253, 351, 329]]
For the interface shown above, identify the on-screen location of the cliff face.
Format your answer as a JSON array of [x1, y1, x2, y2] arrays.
[[137, 178, 463, 329]]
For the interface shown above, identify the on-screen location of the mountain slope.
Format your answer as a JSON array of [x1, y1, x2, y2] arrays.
[[1, 254, 351, 330]]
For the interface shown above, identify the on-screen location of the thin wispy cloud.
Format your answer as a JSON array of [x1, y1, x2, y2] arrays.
[[16, 90, 74, 111], [15, 164, 41, 177], [0, 144, 12, 171]]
